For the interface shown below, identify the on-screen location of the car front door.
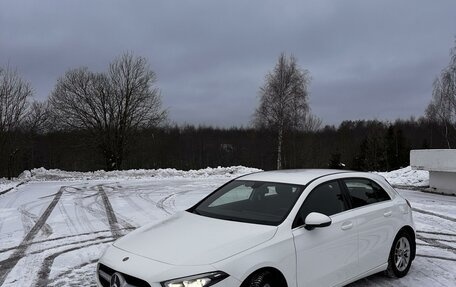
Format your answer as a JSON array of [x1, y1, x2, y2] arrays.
[[292, 180, 358, 287]]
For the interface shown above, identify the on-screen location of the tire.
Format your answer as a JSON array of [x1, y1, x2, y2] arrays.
[[386, 231, 413, 278], [247, 271, 275, 287]]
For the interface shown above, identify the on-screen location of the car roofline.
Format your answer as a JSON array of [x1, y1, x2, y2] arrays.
[[235, 169, 354, 187]]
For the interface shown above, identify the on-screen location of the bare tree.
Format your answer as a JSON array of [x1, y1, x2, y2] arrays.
[[49, 53, 167, 170], [0, 66, 32, 136], [23, 101, 50, 134], [302, 114, 322, 132], [426, 40, 456, 148], [0, 66, 32, 178], [253, 53, 312, 169]]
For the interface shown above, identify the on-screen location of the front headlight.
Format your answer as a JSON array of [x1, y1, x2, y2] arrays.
[[161, 271, 229, 287]]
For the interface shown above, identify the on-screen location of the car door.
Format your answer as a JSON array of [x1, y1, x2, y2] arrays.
[[292, 180, 358, 287], [341, 178, 395, 274]]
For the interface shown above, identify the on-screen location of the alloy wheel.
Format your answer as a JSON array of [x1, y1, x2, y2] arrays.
[[394, 237, 411, 272]]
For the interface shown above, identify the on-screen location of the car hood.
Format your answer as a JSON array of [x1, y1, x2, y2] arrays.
[[113, 211, 277, 266]]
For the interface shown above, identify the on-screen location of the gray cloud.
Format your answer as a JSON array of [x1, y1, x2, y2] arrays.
[[1, 0, 455, 126]]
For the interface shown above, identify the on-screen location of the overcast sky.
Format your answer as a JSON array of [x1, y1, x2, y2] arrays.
[[1, 0, 456, 127]]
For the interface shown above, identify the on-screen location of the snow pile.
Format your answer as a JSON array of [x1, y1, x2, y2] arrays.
[[19, 166, 262, 182], [375, 166, 429, 187], [10, 165, 429, 187]]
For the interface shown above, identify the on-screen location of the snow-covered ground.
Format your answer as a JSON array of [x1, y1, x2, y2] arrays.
[[0, 180, 21, 196], [0, 166, 454, 287]]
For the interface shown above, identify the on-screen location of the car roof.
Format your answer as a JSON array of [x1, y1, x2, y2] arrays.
[[237, 169, 356, 186]]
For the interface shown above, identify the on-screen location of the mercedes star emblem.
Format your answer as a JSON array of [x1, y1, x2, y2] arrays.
[[110, 272, 126, 287]]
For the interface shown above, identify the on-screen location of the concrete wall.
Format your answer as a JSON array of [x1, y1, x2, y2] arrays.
[[410, 149, 456, 172], [429, 171, 456, 195], [411, 149, 456, 195]]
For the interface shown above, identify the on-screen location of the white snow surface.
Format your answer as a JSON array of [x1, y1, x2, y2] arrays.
[[18, 166, 262, 181], [375, 166, 429, 187]]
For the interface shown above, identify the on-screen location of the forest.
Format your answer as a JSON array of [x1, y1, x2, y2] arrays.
[[1, 117, 453, 178]]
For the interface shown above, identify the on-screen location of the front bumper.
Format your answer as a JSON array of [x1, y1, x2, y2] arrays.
[[96, 245, 241, 287]]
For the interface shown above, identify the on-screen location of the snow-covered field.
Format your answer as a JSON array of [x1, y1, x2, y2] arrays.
[[0, 167, 454, 287]]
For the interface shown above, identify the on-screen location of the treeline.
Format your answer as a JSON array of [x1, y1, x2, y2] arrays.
[[1, 118, 451, 177]]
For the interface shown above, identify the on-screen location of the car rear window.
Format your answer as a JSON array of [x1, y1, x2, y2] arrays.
[[343, 178, 391, 208]]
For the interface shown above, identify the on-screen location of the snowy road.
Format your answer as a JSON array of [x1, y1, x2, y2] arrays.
[[0, 179, 455, 287]]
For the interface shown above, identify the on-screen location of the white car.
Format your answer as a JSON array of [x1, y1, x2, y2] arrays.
[[97, 169, 415, 287]]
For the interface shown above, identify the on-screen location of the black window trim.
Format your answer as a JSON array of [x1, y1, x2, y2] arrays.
[[339, 177, 392, 211]]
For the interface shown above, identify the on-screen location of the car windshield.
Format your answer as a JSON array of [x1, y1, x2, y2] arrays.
[[191, 180, 304, 225]]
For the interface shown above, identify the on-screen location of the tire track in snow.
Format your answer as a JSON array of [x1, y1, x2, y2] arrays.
[[120, 193, 156, 222], [156, 193, 175, 215], [416, 254, 456, 262], [0, 235, 113, 268], [97, 185, 136, 239], [416, 235, 456, 252], [0, 186, 65, 286], [417, 230, 456, 237], [47, 259, 98, 286], [97, 185, 135, 231], [0, 185, 26, 234], [412, 208, 456, 222], [0, 181, 26, 196], [156, 189, 194, 215], [57, 201, 78, 235], [34, 239, 114, 286], [97, 185, 122, 239], [19, 208, 53, 237], [0, 227, 135, 255], [72, 185, 134, 234], [73, 189, 97, 232]]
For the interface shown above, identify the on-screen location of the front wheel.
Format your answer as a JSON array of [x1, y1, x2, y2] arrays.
[[386, 231, 413, 277], [247, 271, 275, 287]]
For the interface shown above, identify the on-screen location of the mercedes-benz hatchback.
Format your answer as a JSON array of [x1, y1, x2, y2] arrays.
[[97, 169, 415, 287]]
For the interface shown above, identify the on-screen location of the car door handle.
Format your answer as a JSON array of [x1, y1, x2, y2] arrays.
[[341, 222, 353, 230], [383, 211, 393, 217]]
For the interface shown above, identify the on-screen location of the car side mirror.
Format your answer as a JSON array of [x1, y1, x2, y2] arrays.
[[304, 212, 332, 230]]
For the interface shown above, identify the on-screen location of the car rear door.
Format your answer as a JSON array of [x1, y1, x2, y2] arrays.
[[340, 178, 396, 274], [292, 180, 358, 287]]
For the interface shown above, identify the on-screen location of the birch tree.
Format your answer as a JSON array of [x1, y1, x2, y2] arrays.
[[253, 53, 311, 169], [426, 40, 456, 148]]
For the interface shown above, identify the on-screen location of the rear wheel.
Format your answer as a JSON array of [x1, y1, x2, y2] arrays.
[[386, 231, 413, 277]]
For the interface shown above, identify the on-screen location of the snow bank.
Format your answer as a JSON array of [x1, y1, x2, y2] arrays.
[[18, 166, 262, 182], [10, 165, 429, 187], [375, 166, 429, 187]]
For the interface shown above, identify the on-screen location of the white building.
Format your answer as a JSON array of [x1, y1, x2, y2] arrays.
[[410, 149, 456, 195]]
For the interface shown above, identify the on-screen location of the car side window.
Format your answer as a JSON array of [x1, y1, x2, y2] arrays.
[[294, 180, 346, 227], [343, 178, 391, 208]]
